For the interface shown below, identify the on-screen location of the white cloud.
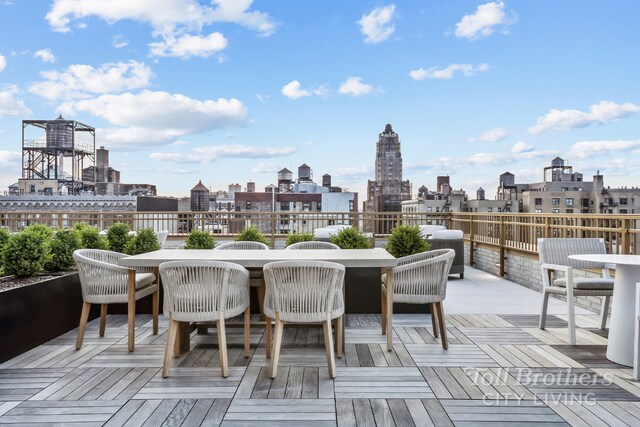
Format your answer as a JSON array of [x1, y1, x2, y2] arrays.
[[251, 161, 280, 173], [151, 144, 296, 164], [569, 140, 640, 159], [512, 141, 533, 153], [0, 85, 32, 116], [338, 77, 375, 96], [149, 31, 228, 58], [34, 48, 55, 63], [467, 127, 508, 143], [0, 55, 6, 71], [281, 80, 327, 100], [63, 90, 248, 147], [29, 60, 153, 101], [0, 150, 21, 167], [529, 101, 640, 134], [454, 1, 516, 40], [46, 0, 276, 57], [410, 63, 489, 80], [112, 34, 129, 48], [358, 4, 396, 44], [332, 165, 372, 180]]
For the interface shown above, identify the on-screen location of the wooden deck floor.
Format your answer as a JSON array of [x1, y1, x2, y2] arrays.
[[1, 313, 639, 426]]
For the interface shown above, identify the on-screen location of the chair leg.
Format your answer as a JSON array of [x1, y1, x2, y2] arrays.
[[76, 302, 91, 350], [431, 303, 439, 338], [567, 293, 577, 346], [162, 315, 178, 378], [99, 304, 107, 337], [600, 295, 610, 330], [436, 302, 448, 350], [634, 284, 640, 380], [257, 282, 265, 318], [127, 271, 136, 352], [336, 315, 344, 358], [217, 317, 229, 378], [244, 307, 251, 358], [323, 319, 337, 379], [152, 290, 159, 335], [270, 315, 284, 378], [265, 316, 272, 358], [381, 289, 387, 335], [539, 291, 550, 330]]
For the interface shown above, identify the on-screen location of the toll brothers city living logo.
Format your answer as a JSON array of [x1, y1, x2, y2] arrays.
[[464, 367, 614, 406]]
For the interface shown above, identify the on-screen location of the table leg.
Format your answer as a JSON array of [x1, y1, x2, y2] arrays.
[[384, 267, 393, 351], [606, 264, 640, 366], [175, 322, 191, 355]]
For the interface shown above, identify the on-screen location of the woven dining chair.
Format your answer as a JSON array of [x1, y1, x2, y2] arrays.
[[73, 249, 159, 352], [159, 260, 250, 378], [285, 241, 341, 250], [263, 260, 345, 378], [382, 249, 454, 349]]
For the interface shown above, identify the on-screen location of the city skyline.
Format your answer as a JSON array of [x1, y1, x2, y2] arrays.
[[0, 1, 639, 198]]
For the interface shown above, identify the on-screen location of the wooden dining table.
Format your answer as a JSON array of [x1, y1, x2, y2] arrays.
[[119, 248, 398, 352]]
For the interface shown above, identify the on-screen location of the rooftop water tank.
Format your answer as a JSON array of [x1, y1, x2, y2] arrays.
[[46, 115, 73, 149]]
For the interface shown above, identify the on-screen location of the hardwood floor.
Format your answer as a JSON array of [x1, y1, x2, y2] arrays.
[[1, 313, 639, 426]]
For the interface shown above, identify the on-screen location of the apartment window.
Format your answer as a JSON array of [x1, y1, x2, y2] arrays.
[[427, 207, 432, 212], [488, 207, 493, 212], [566, 209, 573, 214], [552, 198, 560, 205], [245, 201, 251, 209], [535, 198, 542, 205], [280, 202, 290, 211], [565, 198, 574, 206], [317, 202, 322, 211], [620, 209, 628, 214], [573, 187, 582, 191], [561, 187, 568, 191], [620, 198, 628, 205], [577, 177, 582, 182], [302, 201, 311, 211], [29, 185, 35, 193], [535, 209, 542, 213], [436, 207, 440, 213], [349, 200, 354, 211], [552, 209, 560, 213], [497, 208, 502, 212]]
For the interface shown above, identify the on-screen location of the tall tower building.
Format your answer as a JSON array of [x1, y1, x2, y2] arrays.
[[366, 124, 411, 214]]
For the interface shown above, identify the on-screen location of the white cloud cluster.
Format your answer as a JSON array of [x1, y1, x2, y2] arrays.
[[0, 54, 6, 71], [0, 150, 21, 171], [46, 0, 277, 58], [29, 60, 153, 100], [529, 101, 640, 134], [0, 85, 32, 116], [569, 140, 640, 159], [358, 4, 396, 44], [454, 1, 516, 40], [338, 77, 374, 96], [281, 81, 328, 100], [467, 127, 508, 143], [511, 141, 533, 153], [151, 144, 296, 164], [62, 90, 248, 147], [112, 34, 129, 49], [410, 63, 489, 80], [34, 48, 55, 63]]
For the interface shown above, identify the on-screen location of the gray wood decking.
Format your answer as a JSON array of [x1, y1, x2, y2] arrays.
[[1, 313, 640, 426]]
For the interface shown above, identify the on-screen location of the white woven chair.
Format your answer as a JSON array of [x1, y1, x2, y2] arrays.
[[635, 283, 640, 380], [286, 241, 341, 250], [215, 240, 269, 314], [155, 230, 169, 248], [73, 249, 159, 352], [263, 260, 345, 378], [159, 260, 250, 378], [382, 249, 455, 349], [538, 238, 613, 345]]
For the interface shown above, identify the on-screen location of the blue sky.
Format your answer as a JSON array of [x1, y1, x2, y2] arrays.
[[1, 1, 639, 199]]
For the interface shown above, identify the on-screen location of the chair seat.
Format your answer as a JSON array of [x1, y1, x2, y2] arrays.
[[553, 277, 614, 290], [136, 272, 157, 289]]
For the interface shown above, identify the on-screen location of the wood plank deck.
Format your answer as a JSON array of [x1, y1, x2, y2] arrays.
[[1, 313, 639, 426]]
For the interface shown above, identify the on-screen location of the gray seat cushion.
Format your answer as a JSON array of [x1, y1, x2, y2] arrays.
[[135, 272, 156, 289], [553, 277, 614, 290]]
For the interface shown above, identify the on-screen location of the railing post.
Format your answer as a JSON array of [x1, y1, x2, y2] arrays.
[[544, 216, 551, 239], [469, 214, 475, 266], [621, 218, 629, 255], [271, 212, 276, 246], [499, 215, 506, 276]]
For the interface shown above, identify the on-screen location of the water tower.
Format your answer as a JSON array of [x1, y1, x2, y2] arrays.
[[190, 180, 210, 211], [278, 168, 293, 192], [21, 115, 95, 194], [298, 163, 312, 183]]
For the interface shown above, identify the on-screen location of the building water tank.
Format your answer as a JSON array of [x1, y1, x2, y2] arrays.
[[190, 180, 210, 211], [278, 168, 293, 182], [298, 163, 312, 181], [46, 115, 73, 149], [477, 187, 485, 200], [246, 182, 255, 193], [322, 174, 331, 187]]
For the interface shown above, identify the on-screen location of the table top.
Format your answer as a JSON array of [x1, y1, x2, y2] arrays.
[[119, 248, 397, 269], [569, 254, 640, 266]]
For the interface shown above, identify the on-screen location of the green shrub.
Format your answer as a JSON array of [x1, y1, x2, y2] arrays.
[[73, 221, 92, 231], [0, 228, 10, 273], [183, 230, 216, 249], [285, 232, 315, 247], [45, 229, 80, 272], [236, 226, 271, 247], [78, 226, 108, 250], [330, 227, 372, 249], [107, 223, 132, 253], [384, 225, 430, 258], [125, 228, 160, 255], [24, 224, 54, 241], [2, 232, 48, 276]]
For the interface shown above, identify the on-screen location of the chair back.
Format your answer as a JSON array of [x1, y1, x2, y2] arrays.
[[286, 241, 341, 250], [215, 241, 269, 250], [538, 238, 608, 269], [73, 249, 129, 300], [155, 230, 169, 248], [159, 260, 249, 322], [263, 260, 345, 323], [393, 249, 454, 303]]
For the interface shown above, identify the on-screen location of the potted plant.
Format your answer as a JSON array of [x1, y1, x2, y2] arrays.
[[285, 232, 314, 247], [184, 230, 216, 249], [236, 226, 272, 247], [330, 227, 372, 249], [385, 225, 430, 258]]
